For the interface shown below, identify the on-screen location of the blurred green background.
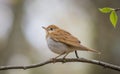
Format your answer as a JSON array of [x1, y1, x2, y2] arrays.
[[0, 0, 120, 74]]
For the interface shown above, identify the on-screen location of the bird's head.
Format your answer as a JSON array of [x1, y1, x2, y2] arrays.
[[42, 25, 59, 34]]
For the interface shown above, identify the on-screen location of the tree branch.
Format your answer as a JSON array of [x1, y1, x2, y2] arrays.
[[115, 8, 120, 11], [0, 58, 120, 72]]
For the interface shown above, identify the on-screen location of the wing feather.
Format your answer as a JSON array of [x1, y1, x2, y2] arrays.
[[50, 29, 81, 47]]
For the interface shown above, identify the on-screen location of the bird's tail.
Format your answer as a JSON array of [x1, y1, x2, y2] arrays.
[[79, 44, 101, 54]]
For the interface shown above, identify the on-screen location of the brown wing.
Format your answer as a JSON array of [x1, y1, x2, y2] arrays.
[[50, 29, 81, 47]]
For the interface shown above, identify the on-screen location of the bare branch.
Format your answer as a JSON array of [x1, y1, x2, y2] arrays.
[[0, 58, 120, 72]]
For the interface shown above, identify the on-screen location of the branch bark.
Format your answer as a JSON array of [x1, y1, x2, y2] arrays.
[[0, 58, 120, 72]]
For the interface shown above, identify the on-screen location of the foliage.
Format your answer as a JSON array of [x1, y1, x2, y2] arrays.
[[99, 7, 118, 28]]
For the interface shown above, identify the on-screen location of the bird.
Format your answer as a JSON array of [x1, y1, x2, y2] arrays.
[[42, 25, 100, 59]]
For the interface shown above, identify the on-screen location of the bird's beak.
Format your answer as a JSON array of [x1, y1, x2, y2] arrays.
[[42, 26, 47, 30]]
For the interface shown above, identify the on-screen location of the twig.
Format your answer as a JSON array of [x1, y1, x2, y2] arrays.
[[115, 8, 120, 11], [0, 58, 120, 72]]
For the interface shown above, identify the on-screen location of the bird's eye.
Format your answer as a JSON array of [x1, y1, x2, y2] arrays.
[[49, 28, 54, 31]]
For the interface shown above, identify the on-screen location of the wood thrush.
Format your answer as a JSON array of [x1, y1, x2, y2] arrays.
[[42, 25, 100, 59]]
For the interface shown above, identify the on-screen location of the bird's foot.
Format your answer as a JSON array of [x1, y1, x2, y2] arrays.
[[61, 57, 66, 63], [50, 58, 57, 63]]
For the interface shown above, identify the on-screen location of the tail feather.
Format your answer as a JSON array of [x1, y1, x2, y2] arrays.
[[79, 44, 101, 54]]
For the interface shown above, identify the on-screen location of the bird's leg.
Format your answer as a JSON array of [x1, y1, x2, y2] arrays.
[[51, 52, 65, 63], [62, 52, 70, 63], [60, 52, 70, 63], [75, 50, 79, 58], [54, 52, 65, 59], [63, 53, 69, 59]]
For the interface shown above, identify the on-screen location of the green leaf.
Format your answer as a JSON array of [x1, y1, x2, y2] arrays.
[[99, 7, 114, 13], [110, 10, 118, 28]]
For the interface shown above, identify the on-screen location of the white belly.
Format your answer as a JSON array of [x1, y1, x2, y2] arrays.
[[47, 37, 71, 54]]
